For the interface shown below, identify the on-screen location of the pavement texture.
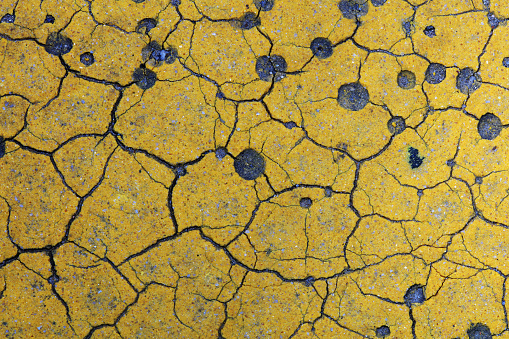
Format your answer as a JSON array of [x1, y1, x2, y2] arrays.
[[0, 0, 509, 338]]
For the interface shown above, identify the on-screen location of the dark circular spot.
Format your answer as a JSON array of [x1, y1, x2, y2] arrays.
[[425, 63, 446, 84], [408, 147, 424, 169], [477, 113, 502, 140], [304, 276, 315, 287], [45, 32, 73, 56], [234, 149, 266, 180], [324, 187, 333, 197], [171, 0, 181, 5], [132, 67, 157, 90], [310, 37, 333, 59], [0, 13, 15, 23], [376, 325, 391, 338], [417, 189, 423, 197], [238, 12, 261, 30], [48, 274, 60, 285], [0, 136, 5, 159], [284, 121, 297, 129], [300, 197, 313, 208], [174, 166, 187, 176], [80, 52, 95, 66], [215, 147, 228, 160], [404, 284, 425, 306], [387, 116, 406, 135], [44, 14, 55, 24], [488, 12, 500, 28], [136, 18, 157, 34], [371, 0, 387, 6], [131, 0, 145, 3], [423, 25, 436, 37], [446, 159, 455, 167], [397, 70, 416, 90], [337, 82, 370, 111], [255, 55, 287, 82], [338, 0, 369, 20], [467, 323, 492, 339], [475, 176, 483, 185], [456, 67, 482, 95], [254, 0, 275, 11], [502, 57, 509, 68]]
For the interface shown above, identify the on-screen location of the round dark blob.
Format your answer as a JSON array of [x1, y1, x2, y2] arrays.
[[234, 149, 266, 180], [310, 37, 333, 59], [477, 113, 502, 140], [324, 187, 333, 197], [397, 70, 416, 90], [423, 25, 436, 37], [254, 0, 275, 11], [467, 323, 492, 339], [446, 159, 455, 167], [387, 116, 406, 135], [408, 147, 424, 169], [239, 12, 261, 30], [417, 189, 423, 197], [300, 197, 313, 209], [475, 176, 483, 185], [456, 67, 482, 95], [425, 63, 446, 84], [0, 136, 5, 159], [131, 0, 145, 3], [404, 284, 425, 306], [255, 55, 287, 82], [488, 12, 500, 28], [371, 0, 387, 7], [338, 0, 369, 20], [80, 52, 95, 66], [45, 32, 73, 56], [376, 325, 391, 338], [44, 14, 55, 24], [284, 121, 297, 129], [215, 147, 228, 160], [337, 82, 370, 111], [132, 67, 157, 90], [174, 166, 187, 176], [503, 57, 509, 68], [171, 0, 181, 5], [0, 13, 15, 23], [136, 18, 157, 34], [48, 274, 60, 285]]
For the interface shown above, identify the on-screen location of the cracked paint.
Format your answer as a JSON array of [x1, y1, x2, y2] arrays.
[[1, 0, 509, 338]]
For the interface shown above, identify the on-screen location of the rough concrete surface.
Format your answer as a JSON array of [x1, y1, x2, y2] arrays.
[[1, 0, 509, 338]]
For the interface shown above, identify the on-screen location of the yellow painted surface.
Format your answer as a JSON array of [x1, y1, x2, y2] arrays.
[[1, 0, 509, 338]]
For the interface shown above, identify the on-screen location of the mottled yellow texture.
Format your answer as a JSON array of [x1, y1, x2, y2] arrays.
[[1, 0, 509, 337]]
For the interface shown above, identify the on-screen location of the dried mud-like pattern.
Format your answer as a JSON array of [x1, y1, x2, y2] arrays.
[[1, 0, 509, 338]]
